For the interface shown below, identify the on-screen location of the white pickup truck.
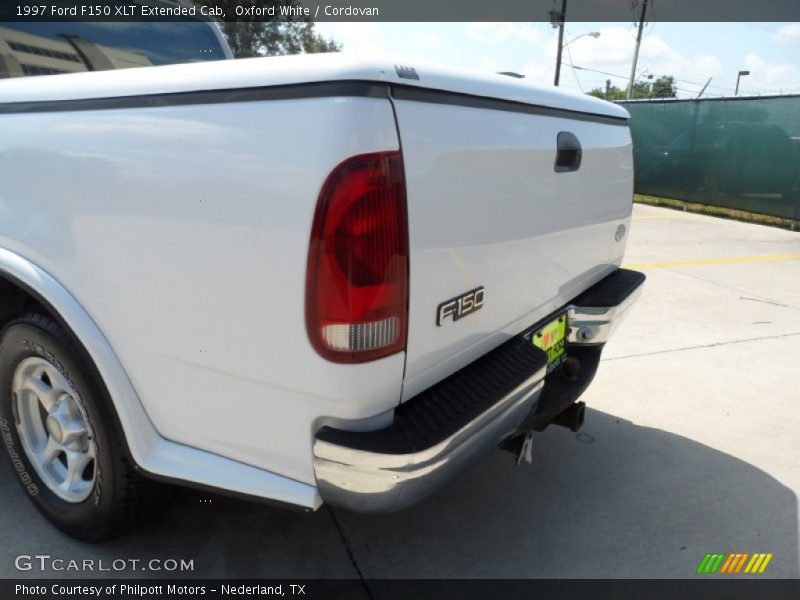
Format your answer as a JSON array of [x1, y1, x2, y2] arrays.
[[0, 19, 644, 540]]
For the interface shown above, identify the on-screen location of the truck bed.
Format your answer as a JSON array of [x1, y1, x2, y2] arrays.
[[0, 52, 632, 499]]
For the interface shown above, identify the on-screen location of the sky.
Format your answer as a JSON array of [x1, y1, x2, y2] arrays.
[[314, 22, 800, 98]]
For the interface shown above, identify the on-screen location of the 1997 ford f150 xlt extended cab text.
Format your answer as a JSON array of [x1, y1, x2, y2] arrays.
[[0, 19, 644, 540]]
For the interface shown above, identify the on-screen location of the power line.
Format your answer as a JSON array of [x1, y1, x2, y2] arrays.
[[625, 53, 739, 91], [587, 52, 799, 97], [568, 64, 728, 98], [512, 23, 549, 73], [742, 22, 800, 42], [630, 47, 800, 96], [564, 39, 583, 91]]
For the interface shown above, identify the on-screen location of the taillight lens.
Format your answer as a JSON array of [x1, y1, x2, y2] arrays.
[[306, 151, 409, 363]]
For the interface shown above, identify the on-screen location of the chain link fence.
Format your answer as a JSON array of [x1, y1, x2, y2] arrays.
[[619, 96, 800, 220]]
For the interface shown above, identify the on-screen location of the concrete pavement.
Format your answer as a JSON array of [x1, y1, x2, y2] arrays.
[[1, 203, 798, 580]]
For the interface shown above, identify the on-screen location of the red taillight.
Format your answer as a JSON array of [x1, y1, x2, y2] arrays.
[[306, 151, 409, 363]]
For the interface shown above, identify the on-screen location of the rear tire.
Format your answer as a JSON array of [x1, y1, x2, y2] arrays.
[[0, 312, 167, 541]]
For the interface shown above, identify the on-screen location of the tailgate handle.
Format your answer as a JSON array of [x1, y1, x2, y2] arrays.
[[555, 131, 582, 173]]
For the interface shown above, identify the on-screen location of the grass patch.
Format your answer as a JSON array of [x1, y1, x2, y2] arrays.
[[634, 194, 799, 231]]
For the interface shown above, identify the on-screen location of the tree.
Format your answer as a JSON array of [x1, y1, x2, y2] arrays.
[[219, 21, 341, 57], [587, 83, 639, 101], [196, 1, 341, 58], [587, 75, 677, 101], [650, 75, 677, 98]]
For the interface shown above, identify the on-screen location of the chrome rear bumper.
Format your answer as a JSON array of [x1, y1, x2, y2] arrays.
[[314, 366, 545, 512], [568, 269, 646, 345], [313, 268, 645, 513]]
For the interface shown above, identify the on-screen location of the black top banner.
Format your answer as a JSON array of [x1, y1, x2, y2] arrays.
[[3, 0, 800, 22]]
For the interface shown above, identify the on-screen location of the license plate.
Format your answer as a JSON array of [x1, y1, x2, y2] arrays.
[[531, 313, 567, 372]]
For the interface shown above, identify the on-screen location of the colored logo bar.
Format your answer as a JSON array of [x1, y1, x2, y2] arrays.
[[697, 553, 773, 574]]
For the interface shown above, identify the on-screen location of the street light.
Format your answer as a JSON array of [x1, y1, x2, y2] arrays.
[[563, 31, 601, 48], [735, 70, 750, 96], [555, 31, 601, 86]]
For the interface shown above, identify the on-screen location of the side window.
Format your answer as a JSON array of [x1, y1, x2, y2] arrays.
[[0, 21, 229, 80]]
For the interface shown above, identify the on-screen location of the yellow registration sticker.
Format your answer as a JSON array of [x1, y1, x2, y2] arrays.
[[532, 314, 567, 371]]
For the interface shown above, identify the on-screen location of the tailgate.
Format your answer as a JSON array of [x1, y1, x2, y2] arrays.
[[392, 83, 633, 401]]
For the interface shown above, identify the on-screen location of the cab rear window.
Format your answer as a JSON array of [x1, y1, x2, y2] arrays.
[[0, 21, 227, 79]]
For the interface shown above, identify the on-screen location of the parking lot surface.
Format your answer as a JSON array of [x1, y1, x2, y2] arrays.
[[1, 203, 798, 580]]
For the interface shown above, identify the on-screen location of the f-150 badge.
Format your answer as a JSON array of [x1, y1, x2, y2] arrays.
[[437, 287, 485, 326]]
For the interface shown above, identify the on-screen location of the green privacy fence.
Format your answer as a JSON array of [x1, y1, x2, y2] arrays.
[[619, 96, 800, 220]]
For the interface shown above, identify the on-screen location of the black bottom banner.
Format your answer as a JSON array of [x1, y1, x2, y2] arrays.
[[3, 579, 800, 600]]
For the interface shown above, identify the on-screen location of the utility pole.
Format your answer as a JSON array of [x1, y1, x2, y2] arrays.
[[626, 0, 648, 99], [605, 79, 611, 100], [553, 0, 567, 86]]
